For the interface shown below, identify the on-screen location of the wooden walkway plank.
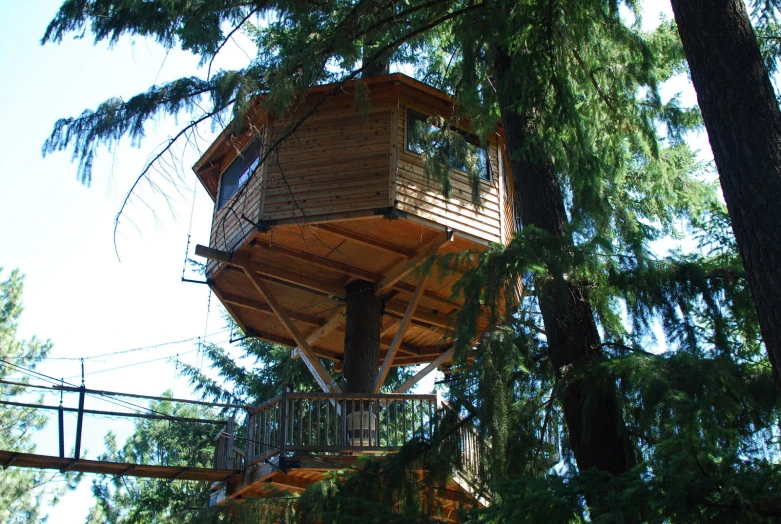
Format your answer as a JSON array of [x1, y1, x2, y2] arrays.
[[0, 451, 239, 482]]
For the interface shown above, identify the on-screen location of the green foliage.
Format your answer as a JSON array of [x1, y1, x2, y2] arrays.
[[87, 393, 220, 523], [0, 269, 76, 523]]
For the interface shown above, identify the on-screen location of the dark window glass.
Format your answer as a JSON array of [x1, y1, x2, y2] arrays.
[[218, 137, 261, 209], [406, 110, 490, 181]]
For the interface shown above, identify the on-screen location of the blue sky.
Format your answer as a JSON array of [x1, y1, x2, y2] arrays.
[[0, 2, 238, 519]]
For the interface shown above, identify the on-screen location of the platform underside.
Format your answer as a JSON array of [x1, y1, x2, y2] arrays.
[[207, 214, 493, 369], [221, 454, 484, 521]]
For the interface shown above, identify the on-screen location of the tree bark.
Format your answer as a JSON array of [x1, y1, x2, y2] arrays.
[[493, 48, 636, 475], [342, 279, 384, 393], [671, 0, 781, 389]]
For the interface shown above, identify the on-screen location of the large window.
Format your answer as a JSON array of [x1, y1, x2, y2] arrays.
[[218, 136, 262, 209], [406, 110, 490, 181]]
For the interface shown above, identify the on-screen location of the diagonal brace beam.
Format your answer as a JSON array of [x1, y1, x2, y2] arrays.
[[241, 268, 341, 393], [375, 228, 453, 296], [290, 308, 346, 360], [393, 345, 454, 394], [373, 274, 428, 392]]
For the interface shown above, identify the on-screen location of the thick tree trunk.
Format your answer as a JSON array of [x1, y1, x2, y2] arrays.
[[493, 48, 636, 475], [342, 279, 384, 393], [671, 0, 781, 389], [362, 45, 390, 78]]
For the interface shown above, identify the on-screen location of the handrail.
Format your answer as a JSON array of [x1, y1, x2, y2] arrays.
[[283, 392, 438, 400], [248, 394, 282, 414], [216, 392, 484, 489]]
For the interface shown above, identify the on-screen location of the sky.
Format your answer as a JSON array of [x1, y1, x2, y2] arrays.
[[0, 0, 703, 521], [0, 2, 240, 520]]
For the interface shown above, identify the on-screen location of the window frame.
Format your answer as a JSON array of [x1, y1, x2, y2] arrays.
[[405, 109, 492, 182], [217, 135, 263, 210]]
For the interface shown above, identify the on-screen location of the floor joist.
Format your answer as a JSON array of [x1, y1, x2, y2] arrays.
[[315, 224, 418, 258]]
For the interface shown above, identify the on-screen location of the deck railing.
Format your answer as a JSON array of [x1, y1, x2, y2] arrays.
[[214, 392, 483, 483]]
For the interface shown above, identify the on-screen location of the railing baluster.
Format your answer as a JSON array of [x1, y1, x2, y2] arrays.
[[342, 399, 348, 447], [394, 399, 399, 447], [280, 391, 288, 458], [325, 399, 330, 447], [315, 400, 321, 446], [402, 399, 407, 443]]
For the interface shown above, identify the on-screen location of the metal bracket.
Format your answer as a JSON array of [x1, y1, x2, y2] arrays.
[[241, 214, 277, 233], [374, 207, 407, 220], [3, 453, 19, 469], [278, 458, 300, 469]]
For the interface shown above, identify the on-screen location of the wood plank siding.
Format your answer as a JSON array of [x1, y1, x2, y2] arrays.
[[393, 82, 504, 245], [262, 84, 394, 222]]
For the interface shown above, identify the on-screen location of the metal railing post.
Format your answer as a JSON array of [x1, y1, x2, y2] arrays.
[[57, 405, 65, 458], [74, 386, 85, 460]]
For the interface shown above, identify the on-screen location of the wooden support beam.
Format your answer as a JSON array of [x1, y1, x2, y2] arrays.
[[241, 268, 341, 393], [250, 240, 380, 283], [221, 278, 450, 335], [221, 292, 325, 327], [375, 229, 454, 296], [317, 224, 417, 258], [374, 275, 428, 392], [394, 346, 454, 394], [385, 302, 451, 330], [194, 244, 233, 263], [291, 309, 345, 360], [239, 258, 345, 298], [380, 321, 400, 339]]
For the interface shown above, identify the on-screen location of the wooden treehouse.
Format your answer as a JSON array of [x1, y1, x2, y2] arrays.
[[193, 73, 517, 518]]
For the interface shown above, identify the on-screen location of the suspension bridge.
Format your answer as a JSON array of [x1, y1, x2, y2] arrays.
[[1, 379, 489, 519]]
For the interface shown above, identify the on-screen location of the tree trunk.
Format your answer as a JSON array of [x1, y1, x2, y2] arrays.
[[493, 48, 636, 475], [671, 0, 781, 389], [362, 44, 390, 78], [342, 279, 384, 393]]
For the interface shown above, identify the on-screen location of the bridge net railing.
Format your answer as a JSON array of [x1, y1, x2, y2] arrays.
[[1, 384, 234, 471]]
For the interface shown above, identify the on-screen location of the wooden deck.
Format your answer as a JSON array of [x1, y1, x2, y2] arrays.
[[210, 391, 488, 520], [213, 455, 483, 521]]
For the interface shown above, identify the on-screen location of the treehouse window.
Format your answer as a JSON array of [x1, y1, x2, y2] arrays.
[[406, 110, 490, 181], [218, 136, 262, 209]]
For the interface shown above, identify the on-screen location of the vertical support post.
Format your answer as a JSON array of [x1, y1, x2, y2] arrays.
[[57, 404, 65, 458], [74, 386, 85, 460], [245, 411, 255, 466], [279, 390, 288, 460], [226, 417, 235, 469]]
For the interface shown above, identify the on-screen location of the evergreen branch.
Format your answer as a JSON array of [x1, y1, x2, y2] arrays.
[[598, 341, 654, 356], [41, 76, 217, 185], [207, 7, 260, 80], [113, 105, 231, 258]]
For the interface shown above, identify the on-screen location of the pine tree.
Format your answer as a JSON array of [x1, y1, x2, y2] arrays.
[[0, 269, 77, 522], [669, 0, 781, 390], [86, 394, 218, 524]]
